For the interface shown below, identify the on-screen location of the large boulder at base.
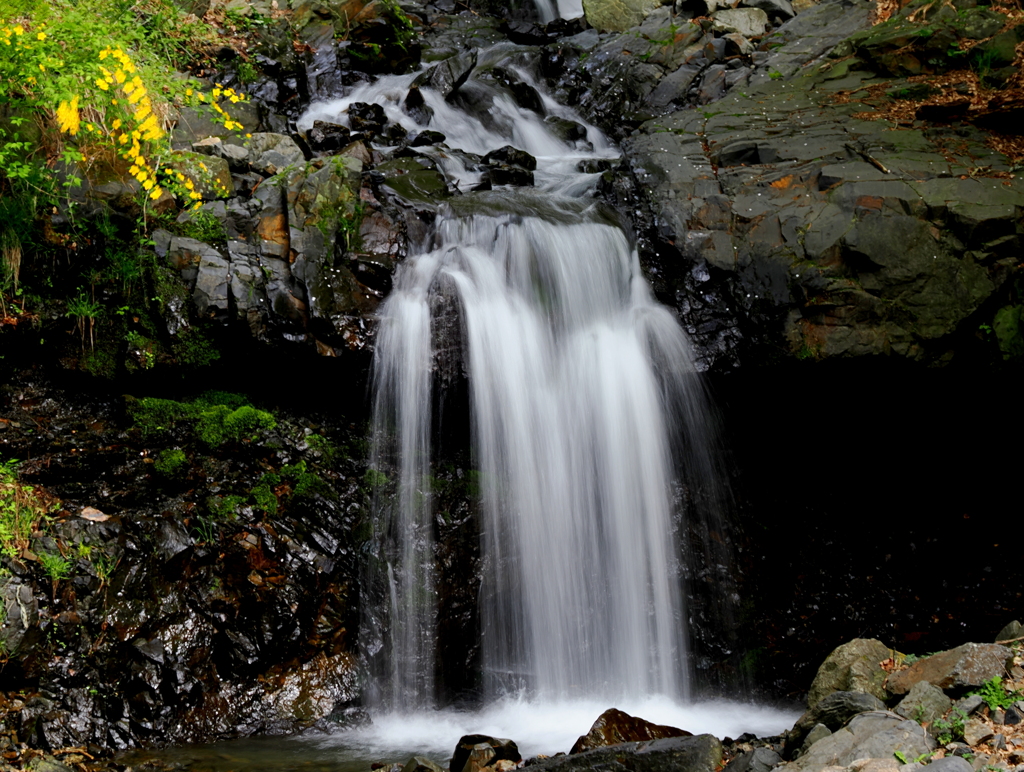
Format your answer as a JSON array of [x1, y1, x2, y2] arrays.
[[786, 691, 886, 757], [778, 711, 935, 772], [571, 708, 692, 754], [886, 643, 1014, 695], [806, 639, 894, 707], [450, 735, 521, 772], [920, 759, 973, 772], [529, 734, 722, 772]]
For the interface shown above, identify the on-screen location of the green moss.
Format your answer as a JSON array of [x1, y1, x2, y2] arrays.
[[128, 396, 200, 436], [207, 494, 245, 520], [81, 346, 119, 379], [250, 482, 278, 514], [282, 460, 332, 500], [154, 448, 188, 478], [171, 326, 221, 368], [362, 468, 388, 489], [196, 404, 276, 447], [305, 433, 338, 463]]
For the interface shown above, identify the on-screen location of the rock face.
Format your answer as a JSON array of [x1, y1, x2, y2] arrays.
[[886, 643, 1014, 695], [571, 708, 692, 754], [806, 639, 894, 707], [895, 681, 952, 724], [529, 734, 723, 772]]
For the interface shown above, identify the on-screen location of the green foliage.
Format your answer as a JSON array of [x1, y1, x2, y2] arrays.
[[128, 395, 199, 435], [0, 458, 52, 559], [250, 473, 279, 514], [173, 208, 227, 246], [932, 707, 967, 744], [363, 468, 388, 490], [195, 404, 276, 447], [154, 447, 187, 478], [38, 551, 71, 581], [207, 493, 245, 519], [170, 327, 221, 368], [968, 676, 1021, 711], [281, 460, 331, 500], [305, 433, 338, 463]]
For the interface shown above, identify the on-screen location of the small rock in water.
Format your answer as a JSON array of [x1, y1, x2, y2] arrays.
[[450, 736, 521, 772], [403, 757, 446, 772]]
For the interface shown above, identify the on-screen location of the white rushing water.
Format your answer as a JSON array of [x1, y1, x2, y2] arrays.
[[300, 50, 781, 741]]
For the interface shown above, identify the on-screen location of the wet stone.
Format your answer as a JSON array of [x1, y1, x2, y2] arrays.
[[482, 145, 537, 171], [308, 120, 352, 154]]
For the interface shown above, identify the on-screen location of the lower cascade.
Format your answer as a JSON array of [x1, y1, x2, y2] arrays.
[[302, 51, 724, 712]]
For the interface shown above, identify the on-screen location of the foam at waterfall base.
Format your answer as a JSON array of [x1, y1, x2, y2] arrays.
[[324, 697, 801, 759]]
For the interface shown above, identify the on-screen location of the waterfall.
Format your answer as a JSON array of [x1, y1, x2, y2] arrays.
[[302, 54, 724, 712]]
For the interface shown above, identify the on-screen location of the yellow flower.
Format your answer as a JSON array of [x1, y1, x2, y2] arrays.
[[118, 133, 129, 145], [56, 96, 80, 135], [123, 81, 135, 94], [138, 114, 158, 133], [230, 95, 239, 103], [136, 170, 148, 182], [212, 88, 221, 98], [143, 179, 154, 190], [13, 25, 23, 35], [132, 75, 143, 89], [112, 118, 122, 130], [115, 70, 126, 84], [127, 87, 145, 104], [129, 165, 139, 175], [36, 32, 45, 40], [95, 78, 109, 91], [135, 103, 151, 121], [184, 179, 194, 190], [38, 63, 44, 71], [185, 88, 193, 96], [149, 187, 162, 200], [99, 48, 110, 59]]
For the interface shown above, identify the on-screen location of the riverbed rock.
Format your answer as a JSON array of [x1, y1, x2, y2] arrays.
[[778, 711, 935, 772], [895, 681, 952, 725], [886, 644, 1014, 695], [726, 747, 784, 772], [787, 690, 887, 756], [571, 708, 692, 753], [529, 734, 723, 772]]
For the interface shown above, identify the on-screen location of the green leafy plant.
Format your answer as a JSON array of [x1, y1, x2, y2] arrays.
[[968, 676, 1021, 711], [932, 707, 968, 745], [38, 551, 71, 582], [0, 458, 52, 558]]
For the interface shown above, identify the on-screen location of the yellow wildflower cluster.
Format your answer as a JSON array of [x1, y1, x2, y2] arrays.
[[184, 83, 248, 132]]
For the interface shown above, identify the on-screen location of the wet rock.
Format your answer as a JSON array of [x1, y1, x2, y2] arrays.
[[482, 145, 537, 171], [413, 50, 478, 99], [886, 644, 1014, 695], [896, 681, 952, 725], [787, 691, 887, 756], [308, 120, 352, 154], [807, 639, 894, 707], [410, 130, 448, 146], [405, 85, 435, 125], [530, 734, 722, 772], [571, 708, 692, 753], [349, 102, 388, 136], [451, 736, 521, 772]]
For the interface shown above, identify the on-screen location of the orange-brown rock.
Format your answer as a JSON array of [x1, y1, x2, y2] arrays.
[[570, 708, 692, 754]]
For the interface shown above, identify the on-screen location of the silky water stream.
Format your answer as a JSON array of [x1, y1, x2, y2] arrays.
[[120, 49, 798, 772]]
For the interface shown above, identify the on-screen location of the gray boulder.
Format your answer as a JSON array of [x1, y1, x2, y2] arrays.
[[806, 639, 894, 707], [725, 747, 783, 772], [712, 8, 770, 37], [528, 734, 722, 772], [779, 711, 935, 772], [787, 690, 887, 756], [896, 681, 952, 725]]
